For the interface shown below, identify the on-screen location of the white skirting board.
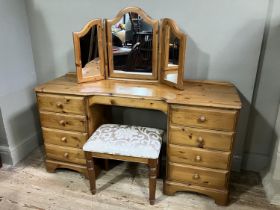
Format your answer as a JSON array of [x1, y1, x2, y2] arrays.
[[262, 104, 280, 205], [0, 132, 41, 165], [262, 171, 280, 206]]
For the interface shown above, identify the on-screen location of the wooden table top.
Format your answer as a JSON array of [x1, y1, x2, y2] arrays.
[[35, 73, 241, 109]]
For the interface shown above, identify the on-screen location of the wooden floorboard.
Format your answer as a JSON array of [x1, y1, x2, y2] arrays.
[[0, 148, 279, 210]]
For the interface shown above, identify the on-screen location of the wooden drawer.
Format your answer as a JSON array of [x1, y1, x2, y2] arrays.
[[168, 144, 230, 170], [37, 93, 85, 115], [169, 125, 234, 151], [45, 144, 85, 165], [170, 105, 237, 131], [167, 162, 228, 189], [42, 127, 88, 149], [40, 111, 87, 132]]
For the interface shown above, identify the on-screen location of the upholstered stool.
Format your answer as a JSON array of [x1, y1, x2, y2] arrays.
[[83, 124, 163, 205]]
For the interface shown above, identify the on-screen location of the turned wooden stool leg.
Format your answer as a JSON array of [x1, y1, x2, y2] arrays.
[[157, 151, 162, 178], [85, 152, 96, 194], [104, 159, 109, 171], [148, 159, 157, 205]]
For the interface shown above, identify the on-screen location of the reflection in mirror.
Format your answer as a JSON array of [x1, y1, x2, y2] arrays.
[[106, 7, 159, 80], [161, 18, 186, 90], [163, 31, 180, 83], [80, 25, 100, 78], [112, 12, 153, 74], [73, 19, 105, 83]]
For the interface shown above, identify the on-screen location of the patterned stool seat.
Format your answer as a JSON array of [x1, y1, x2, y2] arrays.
[[83, 124, 164, 159]]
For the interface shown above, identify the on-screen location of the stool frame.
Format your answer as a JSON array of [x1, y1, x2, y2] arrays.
[[85, 151, 159, 205]]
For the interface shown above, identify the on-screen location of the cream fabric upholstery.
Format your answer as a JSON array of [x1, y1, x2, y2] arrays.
[[83, 124, 163, 159]]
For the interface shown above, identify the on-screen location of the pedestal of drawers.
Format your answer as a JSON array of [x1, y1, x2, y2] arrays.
[[37, 93, 90, 177], [164, 105, 238, 205]]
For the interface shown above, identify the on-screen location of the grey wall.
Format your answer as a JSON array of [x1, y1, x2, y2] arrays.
[[25, 0, 268, 170], [0, 0, 40, 164], [0, 109, 8, 146], [244, 0, 280, 171]]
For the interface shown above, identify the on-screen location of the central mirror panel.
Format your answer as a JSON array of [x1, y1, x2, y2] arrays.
[[112, 13, 153, 73], [106, 7, 159, 80]]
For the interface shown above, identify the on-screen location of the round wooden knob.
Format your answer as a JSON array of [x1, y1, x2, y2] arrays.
[[59, 120, 66, 126], [195, 155, 202, 162], [64, 153, 69, 158], [61, 137, 67, 142], [193, 173, 200, 180], [197, 136, 204, 143], [198, 115, 206, 122], [56, 102, 63, 108]]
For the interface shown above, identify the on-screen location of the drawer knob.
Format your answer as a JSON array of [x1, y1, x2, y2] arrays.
[[59, 120, 66, 126], [193, 173, 200, 180], [197, 136, 204, 147], [198, 115, 206, 122], [56, 102, 63, 108], [195, 155, 202, 162], [64, 153, 69, 158], [61, 137, 67, 142]]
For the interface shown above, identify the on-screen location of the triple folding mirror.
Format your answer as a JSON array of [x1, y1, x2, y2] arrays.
[[73, 7, 187, 90]]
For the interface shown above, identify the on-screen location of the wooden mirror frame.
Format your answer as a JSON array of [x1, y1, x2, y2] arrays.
[[106, 7, 159, 81], [73, 19, 105, 83], [160, 18, 187, 90]]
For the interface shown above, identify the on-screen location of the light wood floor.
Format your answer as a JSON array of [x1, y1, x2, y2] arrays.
[[0, 148, 279, 210]]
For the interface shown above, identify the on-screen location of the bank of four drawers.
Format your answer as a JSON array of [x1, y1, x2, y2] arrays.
[[37, 94, 87, 168], [167, 105, 237, 190]]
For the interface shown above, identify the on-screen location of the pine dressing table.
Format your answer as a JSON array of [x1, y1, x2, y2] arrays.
[[35, 7, 241, 205], [35, 73, 241, 205]]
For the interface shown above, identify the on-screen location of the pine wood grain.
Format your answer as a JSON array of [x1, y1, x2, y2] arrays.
[[164, 180, 229, 206], [88, 95, 168, 113], [45, 159, 88, 177], [167, 162, 229, 189], [42, 127, 88, 149], [34, 74, 242, 109], [169, 125, 234, 151], [168, 144, 231, 170], [170, 105, 238, 131], [34, 73, 242, 205], [39, 111, 87, 133], [45, 144, 86, 165], [37, 93, 86, 115]]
